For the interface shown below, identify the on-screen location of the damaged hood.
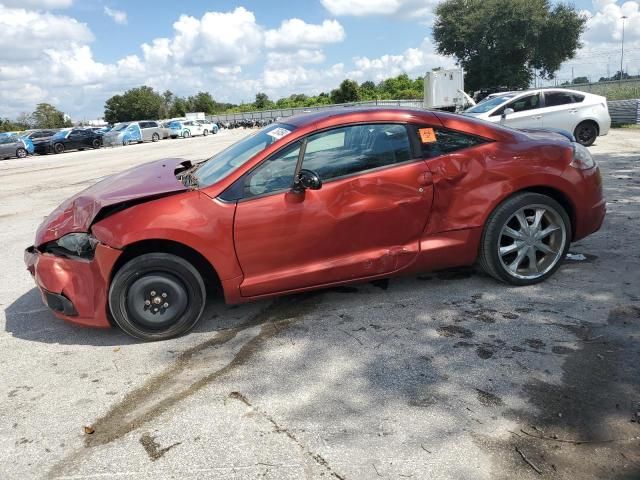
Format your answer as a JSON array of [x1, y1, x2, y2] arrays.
[[35, 158, 191, 246]]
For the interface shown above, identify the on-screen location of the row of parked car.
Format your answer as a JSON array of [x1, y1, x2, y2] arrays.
[[0, 118, 220, 160]]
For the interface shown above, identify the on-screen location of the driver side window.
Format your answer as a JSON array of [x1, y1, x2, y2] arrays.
[[491, 93, 541, 117], [236, 141, 301, 199]]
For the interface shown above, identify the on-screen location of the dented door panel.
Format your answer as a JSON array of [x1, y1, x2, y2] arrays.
[[234, 160, 433, 297]]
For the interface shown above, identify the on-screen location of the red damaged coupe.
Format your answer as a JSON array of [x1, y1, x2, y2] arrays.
[[25, 108, 605, 340]]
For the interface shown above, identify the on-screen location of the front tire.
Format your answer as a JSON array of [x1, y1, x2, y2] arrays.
[[109, 253, 206, 340], [574, 121, 598, 147], [92, 139, 101, 149], [53, 143, 64, 154], [183, 130, 191, 138], [16, 147, 27, 158], [203, 129, 209, 136], [152, 133, 160, 142], [478, 193, 571, 286]]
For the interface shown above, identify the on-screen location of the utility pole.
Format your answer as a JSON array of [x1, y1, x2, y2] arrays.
[[620, 15, 627, 83]]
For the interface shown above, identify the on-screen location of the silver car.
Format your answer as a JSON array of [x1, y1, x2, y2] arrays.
[[0, 135, 31, 159], [464, 88, 611, 146], [102, 121, 164, 147]]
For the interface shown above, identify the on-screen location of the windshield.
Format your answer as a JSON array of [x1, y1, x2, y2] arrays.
[[465, 94, 517, 114], [112, 123, 130, 132], [195, 123, 297, 187]]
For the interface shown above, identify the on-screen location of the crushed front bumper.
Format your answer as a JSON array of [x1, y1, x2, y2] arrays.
[[24, 243, 122, 328]]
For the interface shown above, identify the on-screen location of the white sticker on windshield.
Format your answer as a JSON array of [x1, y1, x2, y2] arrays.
[[266, 127, 292, 140]]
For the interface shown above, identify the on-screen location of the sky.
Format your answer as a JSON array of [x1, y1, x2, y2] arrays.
[[1, 0, 639, 120]]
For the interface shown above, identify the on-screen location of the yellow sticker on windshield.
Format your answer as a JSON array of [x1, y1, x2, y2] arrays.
[[419, 128, 437, 143]]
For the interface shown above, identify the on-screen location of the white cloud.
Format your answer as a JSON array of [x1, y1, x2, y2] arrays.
[[582, 0, 640, 44], [350, 37, 455, 81], [0, 0, 73, 9], [263, 63, 346, 90], [320, 0, 439, 19], [267, 49, 326, 66], [265, 19, 345, 49], [0, 5, 93, 61], [104, 6, 127, 25]]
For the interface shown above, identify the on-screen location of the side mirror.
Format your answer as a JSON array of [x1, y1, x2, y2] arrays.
[[293, 169, 322, 192], [500, 107, 514, 125]]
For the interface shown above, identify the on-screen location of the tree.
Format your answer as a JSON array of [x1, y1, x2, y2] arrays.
[[188, 91, 217, 114], [104, 86, 163, 123], [30, 103, 70, 129], [169, 97, 188, 118], [253, 92, 273, 110], [433, 0, 587, 91], [331, 79, 360, 104]]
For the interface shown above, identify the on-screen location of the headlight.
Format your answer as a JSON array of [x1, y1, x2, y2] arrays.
[[571, 143, 596, 170], [43, 233, 99, 259]]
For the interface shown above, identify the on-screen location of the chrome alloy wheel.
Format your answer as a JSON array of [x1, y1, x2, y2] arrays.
[[497, 204, 567, 280]]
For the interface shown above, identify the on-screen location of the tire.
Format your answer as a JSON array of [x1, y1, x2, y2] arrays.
[[53, 143, 64, 154], [16, 148, 27, 158], [478, 192, 571, 286], [203, 129, 209, 136], [109, 253, 206, 340], [183, 130, 191, 138], [213, 127, 218, 134], [574, 121, 598, 147], [92, 139, 101, 149], [152, 133, 160, 142]]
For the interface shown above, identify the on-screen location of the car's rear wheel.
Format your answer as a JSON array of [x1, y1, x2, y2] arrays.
[[16, 147, 27, 158], [53, 143, 64, 154], [203, 129, 209, 136], [478, 193, 570, 286], [152, 133, 159, 142], [574, 121, 598, 147], [92, 139, 101, 149], [109, 253, 206, 340], [183, 130, 191, 138]]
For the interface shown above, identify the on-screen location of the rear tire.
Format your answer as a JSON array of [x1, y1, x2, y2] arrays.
[[92, 139, 101, 149], [203, 129, 209, 136], [183, 130, 191, 138], [152, 133, 160, 142], [478, 192, 571, 286], [53, 143, 64, 154], [109, 253, 206, 340], [574, 121, 598, 147]]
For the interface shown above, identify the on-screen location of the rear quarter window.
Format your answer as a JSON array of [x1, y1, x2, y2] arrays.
[[414, 127, 487, 159]]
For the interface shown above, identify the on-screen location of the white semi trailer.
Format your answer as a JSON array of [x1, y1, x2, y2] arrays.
[[423, 68, 473, 111]]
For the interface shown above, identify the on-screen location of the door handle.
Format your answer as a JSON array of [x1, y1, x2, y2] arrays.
[[418, 171, 433, 186]]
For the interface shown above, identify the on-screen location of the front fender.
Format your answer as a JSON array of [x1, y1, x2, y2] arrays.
[[91, 190, 242, 281]]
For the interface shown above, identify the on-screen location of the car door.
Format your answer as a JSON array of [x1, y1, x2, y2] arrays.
[[541, 91, 581, 131], [488, 93, 543, 128], [0, 137, 12, 157], [232, 123, 434, 297], [66, 130, 83, 149]]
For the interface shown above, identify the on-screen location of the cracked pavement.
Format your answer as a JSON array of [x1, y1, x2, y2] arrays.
[[1, 128, 639, 479]]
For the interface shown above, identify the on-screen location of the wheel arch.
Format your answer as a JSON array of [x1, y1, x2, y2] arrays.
[[488, 185, 577, 239], [110, 239, 223, 297]]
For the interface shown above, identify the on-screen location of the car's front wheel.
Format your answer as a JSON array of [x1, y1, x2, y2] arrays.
[[92, 139, 101, 149], [109, 253, 206, 340], [53, 143, 64, 154], [478, 192, 570, 286], [152, 133, 159, 142], [574, 121, 598, 147], [183, 130, 191, 138], [16, 147, 27, 158]]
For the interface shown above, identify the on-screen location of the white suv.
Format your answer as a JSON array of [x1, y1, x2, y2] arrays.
[[464, 88, 611, 146]]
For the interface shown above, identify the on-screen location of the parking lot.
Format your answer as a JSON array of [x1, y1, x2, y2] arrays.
[[1, 128, 639, 479]]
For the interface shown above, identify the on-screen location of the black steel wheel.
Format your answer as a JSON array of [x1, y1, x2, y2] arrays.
[[574, 121, 597, 147], [109, 253, 206, 340], [92, 138, 101, 149]]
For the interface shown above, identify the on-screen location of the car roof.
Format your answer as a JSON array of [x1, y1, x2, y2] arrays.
[[284, 106, 437, 127]]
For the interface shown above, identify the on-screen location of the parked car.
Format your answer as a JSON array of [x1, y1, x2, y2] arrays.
[[50, 128, 102, 154], [195, 119, 219, 134], [25, 107, 606, 340], [168, 120, 210, 138], [159, 121, 172, 139], [102, 121, 163, 147], [463, 88, 610, 146], [24, 129, 60, 155], [0, 134, 34, 159]]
